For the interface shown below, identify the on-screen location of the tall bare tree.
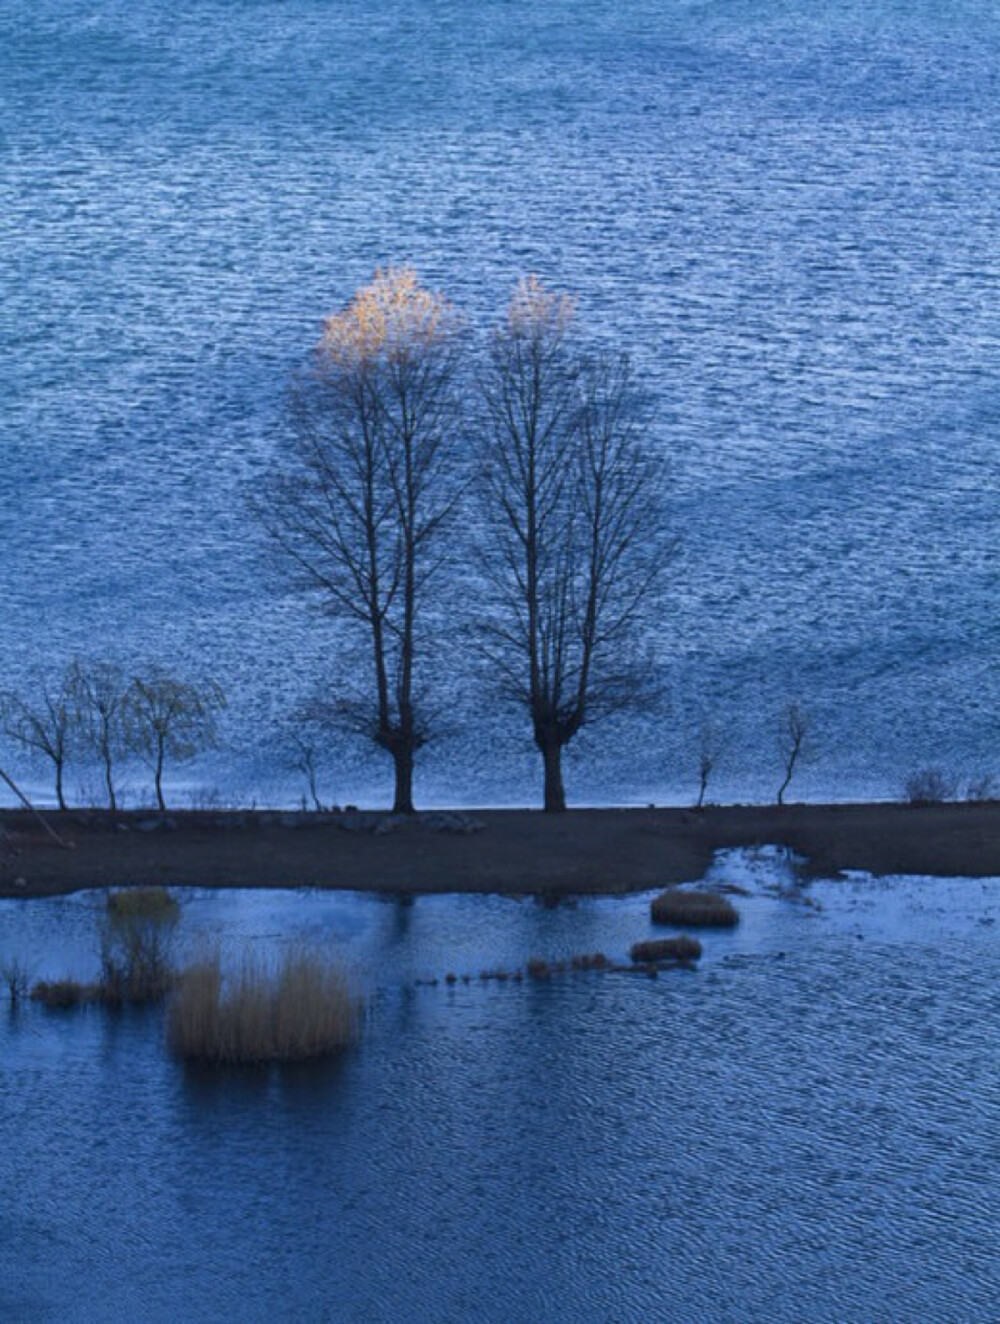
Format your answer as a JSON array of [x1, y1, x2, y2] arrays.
[[0, 663, 82, 809], [260, 268, 464, 814], [478, 278, 673, 811], [123, 672, 227, 811]]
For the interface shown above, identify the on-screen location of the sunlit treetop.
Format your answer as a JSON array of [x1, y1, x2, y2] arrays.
[[506, 275, 576, 339], [320, 266, 456, 366]]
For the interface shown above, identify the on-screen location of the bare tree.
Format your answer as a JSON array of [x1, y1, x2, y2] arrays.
[[695, 718, 726, 810], [291, 734, 324, 812], [478, 278, 673, 812], [776, 701, 812, 806], [123, 672, 227, 811], [0, 663, 82, 809], [259, 268, 464, 814], [276, 694, 338, 812], [75, 662, 128, 812]]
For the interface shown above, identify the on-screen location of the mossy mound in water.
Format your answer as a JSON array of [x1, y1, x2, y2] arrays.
[[629, 936, 702, 964], [651, 888, 739, 928]]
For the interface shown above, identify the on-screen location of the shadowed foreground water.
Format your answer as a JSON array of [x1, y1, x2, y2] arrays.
[[2, 858, 999, 1321]]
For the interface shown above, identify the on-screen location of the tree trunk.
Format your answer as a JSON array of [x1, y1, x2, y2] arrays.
[[391, 745, 415, 815], [55, 760, 66, 812], [104, 753, 117, 814], [155, 736, 167, 812], [541, 738, 566, 813]]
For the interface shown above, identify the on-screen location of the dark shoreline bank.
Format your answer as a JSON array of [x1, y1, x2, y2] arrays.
[[2, 801, 999, 899]]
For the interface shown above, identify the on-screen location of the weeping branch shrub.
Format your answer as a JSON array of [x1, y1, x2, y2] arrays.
[[106, 887, 181, 925], [168, 949, 360, 1064]]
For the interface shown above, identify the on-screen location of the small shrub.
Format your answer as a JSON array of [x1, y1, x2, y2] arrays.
[[1, 958, 32, 1007], [526, 958, 551, 979], [966, 773, 997, 803], [168, 949, 359, 1064], [651, 889, 739, 928], [904, 768, 956, 805], [31, 979, 89, 1009]]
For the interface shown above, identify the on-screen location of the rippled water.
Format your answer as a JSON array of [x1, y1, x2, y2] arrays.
[[3, 1, 1000, 807], [2, 858, 999, 1320]]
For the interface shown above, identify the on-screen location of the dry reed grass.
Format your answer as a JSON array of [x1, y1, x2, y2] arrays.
[[651, 888, 739, 928], [629, 936, 702, 964], [168, 948, 360, 1064]]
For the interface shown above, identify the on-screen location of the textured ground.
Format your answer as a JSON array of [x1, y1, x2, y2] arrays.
[[2, 802, 998, 898]]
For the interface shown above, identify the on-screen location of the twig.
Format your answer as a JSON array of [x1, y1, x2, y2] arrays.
[[0, 767, 71, 849]]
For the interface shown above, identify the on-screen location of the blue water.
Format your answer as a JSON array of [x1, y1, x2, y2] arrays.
[[2, 861, 999, 1320], [3, 1, 1000, 808]]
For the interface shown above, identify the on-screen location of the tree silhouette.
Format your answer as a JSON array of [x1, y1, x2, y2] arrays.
[[478, 279, 673, 811], [260, 268, 464, 814]]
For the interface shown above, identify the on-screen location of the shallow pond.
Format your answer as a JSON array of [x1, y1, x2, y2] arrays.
[[2, 853, 999, 1321]]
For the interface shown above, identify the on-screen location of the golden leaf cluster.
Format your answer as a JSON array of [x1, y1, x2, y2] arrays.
[[320, 266, 454, 365], [506, 275, 576, 337]]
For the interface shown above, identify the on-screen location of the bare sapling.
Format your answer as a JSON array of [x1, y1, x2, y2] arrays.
[[776, 701, 812, 806]]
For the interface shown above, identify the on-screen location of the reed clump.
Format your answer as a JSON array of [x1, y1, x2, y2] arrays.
[[168, 949, 360, 1064], [629, 936, 702, 964], [651, 888, 739, 928]]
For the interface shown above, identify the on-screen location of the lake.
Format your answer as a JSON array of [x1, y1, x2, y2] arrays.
[[2, 0, 999, 807], [2, 854, 999, 1320]]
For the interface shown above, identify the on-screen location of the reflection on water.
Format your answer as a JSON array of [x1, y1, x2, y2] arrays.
[[2, 860, 999, 1321]]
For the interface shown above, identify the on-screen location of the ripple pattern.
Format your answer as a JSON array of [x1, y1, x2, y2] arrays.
[[3, 1, 1000, 805]]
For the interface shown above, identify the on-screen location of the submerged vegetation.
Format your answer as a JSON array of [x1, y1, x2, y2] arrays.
[[20, 889, 361, 1066], [29, 887, 180, 1007], [168, 949, 360, 1064]]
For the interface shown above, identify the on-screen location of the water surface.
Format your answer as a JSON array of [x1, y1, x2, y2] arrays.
[[2, 857, 998, 1320], [3, 1, 1000, 807]]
